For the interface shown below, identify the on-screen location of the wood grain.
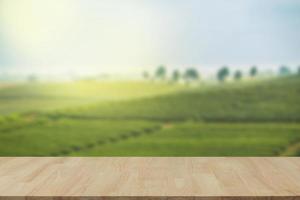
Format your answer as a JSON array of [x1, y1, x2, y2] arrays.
[[0, 157, 299, 200]]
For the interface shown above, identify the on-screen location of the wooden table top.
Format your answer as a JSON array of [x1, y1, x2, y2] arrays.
[[0, 157, 299, 200]]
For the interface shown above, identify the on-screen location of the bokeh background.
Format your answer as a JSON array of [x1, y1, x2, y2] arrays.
[[0, 0, 300, 156]]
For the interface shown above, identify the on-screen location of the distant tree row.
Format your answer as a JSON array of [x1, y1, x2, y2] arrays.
[[278, 65, 300, 76], [143, 65, 300, 83], [217, 66, 258, 82], [143, 65, 259, 83], [143, 65, 200, 83]]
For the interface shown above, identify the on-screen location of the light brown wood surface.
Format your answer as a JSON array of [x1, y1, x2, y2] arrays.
[[0, 157, 299, 200]]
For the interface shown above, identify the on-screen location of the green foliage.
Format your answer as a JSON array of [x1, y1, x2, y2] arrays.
[[73, 122, 300, 156], [0, 76, 300, 156], [172, 70, 180, 82], [0, 116, 4, 124], [250, 66, 258, 77], [155, 65, 167, 80], [73, 76, 300, 122], [27, 74, 38, 82], [217, 66, 230, 82], [234, 70, 242, 81], [0, 119, 158, 156], [142, 71, 150, 79], [183, 68, 199, 83], [0, 81, 182, 115], [279, 65, 291, 76]]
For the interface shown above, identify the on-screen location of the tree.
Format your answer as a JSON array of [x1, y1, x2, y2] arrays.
[[279, 65, 291, 76], [172, 70, 180, 82], [27, 74, 38, 82], [155, 65, 167, 80], [298, 66, 300, 75], [250, 66, 258, 77], [217, 66, 230, 82], [184, 68, 199, 83], [234, 70, 242, 81], [142, 71, 150, 80]]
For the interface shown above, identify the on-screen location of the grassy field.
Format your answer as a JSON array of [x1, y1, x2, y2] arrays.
[[0, 81, 182, 115], [72, 122, 300, 156], [0, 119, 159, 156], [0, 76, 299, 156], [61, 76, 300, 122]]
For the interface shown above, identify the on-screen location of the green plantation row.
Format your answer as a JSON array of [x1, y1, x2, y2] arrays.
[[1, 76, 299, 122], [0, 119, 160, 156], [0, 118, 299, 156], [0, 81, 182, 115], [72, 122, 300, 156], [0, 76, 299, 156], [52, 76, 300, 122]]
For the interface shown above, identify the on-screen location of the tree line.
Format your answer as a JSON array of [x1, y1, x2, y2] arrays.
[[143, 65, 300, 83]]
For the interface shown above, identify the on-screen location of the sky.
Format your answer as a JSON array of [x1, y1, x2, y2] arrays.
[[0, 0, 300, 75]]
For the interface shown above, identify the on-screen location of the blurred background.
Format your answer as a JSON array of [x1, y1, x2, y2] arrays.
[[0, 0, 299, 156]]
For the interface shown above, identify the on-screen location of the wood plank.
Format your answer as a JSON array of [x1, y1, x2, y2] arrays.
[[0, 157, 299, 200]]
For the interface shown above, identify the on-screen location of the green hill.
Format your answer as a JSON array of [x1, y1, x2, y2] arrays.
[[1, 76, 300, 156], [0, 81, 182, 115], [60, 76, 300, 122]]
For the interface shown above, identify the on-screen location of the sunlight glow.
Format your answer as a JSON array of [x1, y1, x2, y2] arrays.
[[0, 0, 159, 73], [0, 0, 299, 75]]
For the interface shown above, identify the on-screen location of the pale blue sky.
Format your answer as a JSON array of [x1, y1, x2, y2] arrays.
[[0, 0, 300, 74]]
